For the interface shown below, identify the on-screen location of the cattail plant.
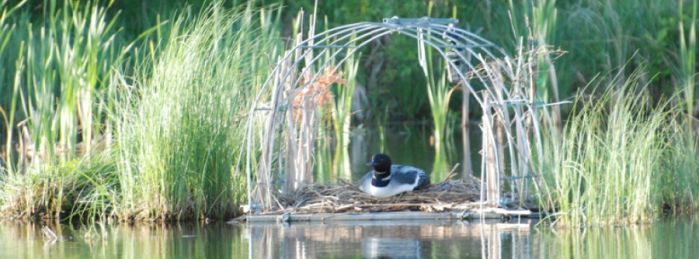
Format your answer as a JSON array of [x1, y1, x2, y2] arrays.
[[0, 0, 127, 220]]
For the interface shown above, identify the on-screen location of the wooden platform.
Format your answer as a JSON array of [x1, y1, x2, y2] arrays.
[[232, 208, 541, 224]]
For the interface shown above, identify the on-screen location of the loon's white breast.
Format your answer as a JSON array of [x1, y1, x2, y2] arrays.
[[358, 165, 429, 197]]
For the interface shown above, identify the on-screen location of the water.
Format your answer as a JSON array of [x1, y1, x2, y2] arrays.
[[2, 219, 697, 258]]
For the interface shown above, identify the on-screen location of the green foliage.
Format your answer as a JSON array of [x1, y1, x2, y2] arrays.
[[0, 0, 127, 164], [0, 0, 128, 222], [0, 153, 118, 222], [0, 0, 280, 222], [278, 0, 698, 120], [112, 2, 280, 221], [283, 0, 455, 121], [659, 132, 699, 214], [538, 70, 699, 225], [419, 32, 456, 179], [679, 0, 697, 125]]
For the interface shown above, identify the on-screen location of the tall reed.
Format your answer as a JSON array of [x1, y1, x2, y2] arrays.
[[329, 54, 359, 181], [418, 24, 456, 177], [0, 0, 24, 168], [112, 3, 280, 221], [658, 124, 699, 214], [0, 0, 127, 220], [679, 0, 697, 125], [0, 1, 23, 125], [538, 69, 696, 225]]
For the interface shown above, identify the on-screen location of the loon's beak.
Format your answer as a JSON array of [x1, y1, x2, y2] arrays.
[[367, 159, 379, 167]]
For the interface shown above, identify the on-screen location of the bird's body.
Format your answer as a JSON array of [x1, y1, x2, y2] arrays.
[[358, 154, 430, 197]]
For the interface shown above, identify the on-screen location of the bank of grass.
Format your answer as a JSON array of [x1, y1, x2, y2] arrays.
[[0, 152, 118, 221], [538, 70, 699, 226], [0, 0, 127, 222], [111, 3, 280, 221], [0, 1, 280, 222]]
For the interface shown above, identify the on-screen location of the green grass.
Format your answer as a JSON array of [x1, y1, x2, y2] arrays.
[[0, 0, 127, 222], [537, 70, 699, 226], [111, 2, 280, 221], [0, 0, 281, 222], [419, 3, 457, 178], [421, 50, 455, 179], [328, 54, 360, 182], [679, 0, 697, 125], [22, 0, 123, 161], [0, 152, 118, 222]]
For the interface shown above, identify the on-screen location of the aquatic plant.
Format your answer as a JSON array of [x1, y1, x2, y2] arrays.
[[537, 69, 699, 225], [419, 45, 455, 180], [112, 3, 281, 221], [679, 0, 697, 126], [0, 0, 128, 220], [416, 2, 457, 179], [509, 0, 562, 127], [0, 0, 281, 222]]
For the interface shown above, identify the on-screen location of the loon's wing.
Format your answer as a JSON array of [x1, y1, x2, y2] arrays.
[[390, 165, 425, 185]]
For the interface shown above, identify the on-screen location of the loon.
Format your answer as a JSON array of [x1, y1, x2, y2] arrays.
[[358, 153, 430, 197]]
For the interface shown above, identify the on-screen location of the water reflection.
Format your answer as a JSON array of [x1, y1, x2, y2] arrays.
[[0, 218, 697, 258], [245, 220, 532, 258], [361, 238, 422, 258], [0, 222, 249, 259], [536, 219, 699, 259]]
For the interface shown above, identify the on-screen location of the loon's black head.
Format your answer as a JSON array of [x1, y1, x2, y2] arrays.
[[370, 153, 392, 178]]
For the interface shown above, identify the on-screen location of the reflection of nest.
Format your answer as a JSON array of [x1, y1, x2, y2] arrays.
[[276, 176, 482, 214]]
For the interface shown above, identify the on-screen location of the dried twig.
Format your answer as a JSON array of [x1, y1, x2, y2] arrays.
[[275, 178, 483, 214]]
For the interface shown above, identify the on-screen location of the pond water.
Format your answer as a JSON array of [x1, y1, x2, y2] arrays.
[[1, 218, 697, 258]]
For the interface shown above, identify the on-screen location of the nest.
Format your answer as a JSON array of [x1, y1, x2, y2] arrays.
[[274, 176, 483, 214]]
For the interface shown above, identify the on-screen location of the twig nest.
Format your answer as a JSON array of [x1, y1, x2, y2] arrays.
[[275, 177, 482, 214]]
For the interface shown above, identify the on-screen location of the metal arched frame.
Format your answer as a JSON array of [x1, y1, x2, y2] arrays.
[[243, 17, 547, 213]]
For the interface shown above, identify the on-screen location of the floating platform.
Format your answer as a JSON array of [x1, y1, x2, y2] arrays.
[[233, 209, 541, 224], [232, 178, 544, 225]]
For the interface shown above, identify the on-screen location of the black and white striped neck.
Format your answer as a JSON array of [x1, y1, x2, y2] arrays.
[[371, 173, 391, 187]]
